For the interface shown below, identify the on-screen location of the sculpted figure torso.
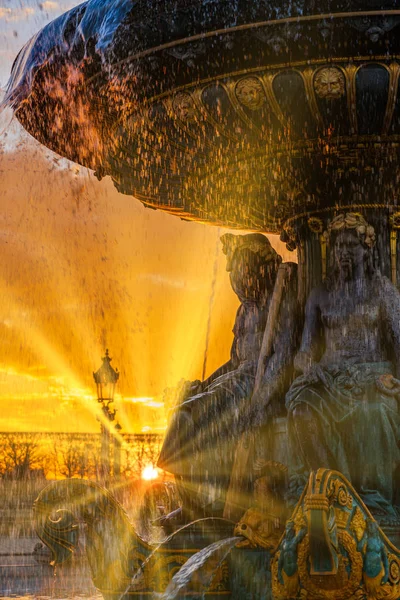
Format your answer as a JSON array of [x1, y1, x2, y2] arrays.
[[320, 293, 381, 364], [277, 522, 307, 597], [299, 230, 391, 368], [358, 518, 389, 595], [287, 213, 400, 517]]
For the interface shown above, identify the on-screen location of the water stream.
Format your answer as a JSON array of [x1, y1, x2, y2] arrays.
[[131, 516, 234, 585], [161, 536, 241, 600]]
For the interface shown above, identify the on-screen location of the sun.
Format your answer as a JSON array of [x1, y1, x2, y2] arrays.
[[141, 464, 159, 481]]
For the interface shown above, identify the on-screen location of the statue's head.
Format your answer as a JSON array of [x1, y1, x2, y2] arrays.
[[285, 520, 295, 539], [325, 213, 376, 282], [366, 518, 379, 535], [221, 233, 282, 302]]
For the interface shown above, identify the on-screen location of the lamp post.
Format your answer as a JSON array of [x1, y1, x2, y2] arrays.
[[93, 349, 119, 486], [114, 421, 122, 480]]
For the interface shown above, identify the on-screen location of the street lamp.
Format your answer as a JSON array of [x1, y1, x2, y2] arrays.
[[93, 349, 119, 485], [114, 421, 122, 480], [93, 348, 119, 402]]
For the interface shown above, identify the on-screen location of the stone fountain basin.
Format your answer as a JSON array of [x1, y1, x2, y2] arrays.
[[6, 0, 400, 230]]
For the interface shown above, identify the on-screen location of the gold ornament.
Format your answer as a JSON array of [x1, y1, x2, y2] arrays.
[[314, 67, 345, 100], [390, 212, 400, 230], [298, 531, 362, 600], [235, 77, 266, 110], [305, 493, 330, 512], [207, 560, 230, 592], [350, 507, 366, 543], [294, 506, 307, 533], [328, 477, 353, 509], [389, 555, 400, 585], [172, 92, 197, 122], [334, 507, 351, 529], [145, 553, 185, 592], [234, 507, 280, 550], [308, 216, 324, 234]]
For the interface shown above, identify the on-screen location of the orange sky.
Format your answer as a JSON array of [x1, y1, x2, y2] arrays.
[[0, 123, 294, 433], [0, 1, 295, 434]]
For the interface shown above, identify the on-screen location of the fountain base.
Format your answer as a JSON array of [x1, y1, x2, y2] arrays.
[[31, 468, 400, 599]]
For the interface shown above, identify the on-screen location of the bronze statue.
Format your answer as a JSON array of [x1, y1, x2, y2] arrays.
[[286, 213, 400, 518], [358, 518, 389, 596], [158, 233, 296, 518], [277, 521, 307, 598]]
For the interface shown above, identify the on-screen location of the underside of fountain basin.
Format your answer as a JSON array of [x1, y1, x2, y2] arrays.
[[5, 0, 400, 231]]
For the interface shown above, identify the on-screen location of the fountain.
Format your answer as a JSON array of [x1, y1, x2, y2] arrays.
[[5, 0, 400, 597]]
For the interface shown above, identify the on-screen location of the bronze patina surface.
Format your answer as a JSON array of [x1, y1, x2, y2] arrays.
[[6, 1, 400, 230]]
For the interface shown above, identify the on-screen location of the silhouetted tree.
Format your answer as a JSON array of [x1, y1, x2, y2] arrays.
[[0, 433, 46, 479]]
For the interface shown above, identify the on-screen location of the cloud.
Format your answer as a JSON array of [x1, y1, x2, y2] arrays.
[[124, 396, 164, 409], [0, 364, 48, 382], [0, 137, 246, 433], [142, 425, 166, 432], [39, 1, 60, 11], [0, 7, 35, 21], [139, 273, 203, 291]]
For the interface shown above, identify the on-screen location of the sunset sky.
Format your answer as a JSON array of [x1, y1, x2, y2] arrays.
[[0, 0, 294, 434]]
